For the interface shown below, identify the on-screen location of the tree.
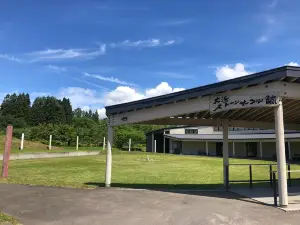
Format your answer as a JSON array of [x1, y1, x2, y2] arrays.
[[61, 98, 73, 124], [92, 110, 99, 122], [73, 108, 83, 117]]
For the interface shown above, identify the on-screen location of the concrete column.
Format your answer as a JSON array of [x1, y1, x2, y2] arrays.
[[105, 126, 113, 187], [20, 133, 24, 151], [223, 121, 229, 186], [206, 141, 209, 156], [152, 133, 154, 152], [49, 135, 52, 150], [274, 101, 288, 207], [129, 138, 131, 152], [288, 141, 292, 160], [163, 136, 166, 153], [154, 140, 157, 153], [103, 137, 106, 151], [232, 141, 235, 157], [259, 142, 263, 159], [76, 136, 79, 151]]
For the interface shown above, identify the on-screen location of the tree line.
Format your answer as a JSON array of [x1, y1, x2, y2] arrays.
[[0, 93, 162, 149]]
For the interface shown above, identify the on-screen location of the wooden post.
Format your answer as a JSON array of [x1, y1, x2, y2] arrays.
[[103, 137, 106, 151], [20, 133, 24, 151], [129, 138, 131, 152], [1, 125, 13, 178], [49, 135, 52, 150], [76, 136, 79, 151]]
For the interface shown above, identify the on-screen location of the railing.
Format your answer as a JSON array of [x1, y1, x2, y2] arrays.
[[272, 170, 300, 206], [226, 163, 292, 189]]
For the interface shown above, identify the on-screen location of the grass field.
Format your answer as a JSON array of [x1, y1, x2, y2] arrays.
[[0, 134, 102, 154], [1, 152, 300, 189], [0, 212, 20, 225]]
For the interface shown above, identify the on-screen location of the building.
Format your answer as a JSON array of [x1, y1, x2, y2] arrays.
[[146, 126, 300, 160]]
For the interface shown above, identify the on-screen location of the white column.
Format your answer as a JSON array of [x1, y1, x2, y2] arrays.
[[288, 141, 292, 160], [49, 135, 52, 150], [259, 142, 263, 159], [232, 141, 235, 157], [152, 133, 154, 152], [163, 136, 166, 153], [20, 133, 24, 151], [103, 137, 106, 151], [274, 101, 288, 207], [206, 141, 209, 156], [129, 138, 131, 152], [154, 140, 157, 153], [76, 136, 79, 151], [105, 126, 113, 187], [223, 121, 229, 186]]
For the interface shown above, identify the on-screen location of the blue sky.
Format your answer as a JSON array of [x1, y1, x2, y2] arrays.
[[0, 0, 300, 117]]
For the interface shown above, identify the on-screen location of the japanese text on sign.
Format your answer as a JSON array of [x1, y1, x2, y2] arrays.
[[210, 94, 280, 113]]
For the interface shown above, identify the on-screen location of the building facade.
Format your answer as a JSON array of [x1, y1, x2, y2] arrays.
[[146, 126, 300, 160]]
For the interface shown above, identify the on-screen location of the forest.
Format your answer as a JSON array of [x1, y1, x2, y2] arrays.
[[0, 93, 162, 149]]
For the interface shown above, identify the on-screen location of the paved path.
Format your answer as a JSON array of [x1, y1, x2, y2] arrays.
[[1, 184, 300, 225]]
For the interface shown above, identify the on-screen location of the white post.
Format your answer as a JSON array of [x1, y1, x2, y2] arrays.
[[163, 136, 166, 153], [129, 138, 131, 152], [223, 121, 229, 187], [76, 136, 79, 151], [232, 141, 235, 157], [206, 141, 209, 156], [103, 137, 106, 151], [288, 141, 292, 161], [274, 101, 288, 207], [20, 133, 24, 151], [105, 126, 113, 187], [49, 135, 52, 150], [152, 133, 154, 152], [259, 142, 263, 159], [154, 140, 157, 153]]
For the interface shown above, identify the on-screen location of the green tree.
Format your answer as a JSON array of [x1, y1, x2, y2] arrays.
[[92, 110, 99, 122], [61, 98, 73, 124]]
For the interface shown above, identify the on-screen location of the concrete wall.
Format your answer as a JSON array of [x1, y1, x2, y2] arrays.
[[198, 127, 214, 134], [169, 128, 185, 134], [182, 141, 206, 155]]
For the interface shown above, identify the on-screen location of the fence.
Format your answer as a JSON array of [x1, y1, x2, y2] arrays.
[[225, 163, 292, 189]]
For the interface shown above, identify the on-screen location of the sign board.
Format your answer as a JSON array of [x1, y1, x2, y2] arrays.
[[209, 94, 280, 113]]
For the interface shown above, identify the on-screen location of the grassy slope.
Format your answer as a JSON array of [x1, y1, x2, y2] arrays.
[[0, 213, 20, 225], [0, 135, 101, 154], [1, 152, 299, 189]]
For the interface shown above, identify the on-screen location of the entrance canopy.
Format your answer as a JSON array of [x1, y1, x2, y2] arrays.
[[106, 66, 300, 130], [104, 66, 300, 207]]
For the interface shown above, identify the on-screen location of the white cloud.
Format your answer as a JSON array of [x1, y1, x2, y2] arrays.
[[159, 19, 194, 27], [28, 44, 106, 61], [97, 108, 107, 119], [216, 63, 252, 81], [0, 54, 22, 63], [57, 87, 104, 109], [109, 39, 179, 48], [157, 72, 194, 79], [145, 82, 185, 98], [84, 72, 136, 86], [73, 78, 110, 91], [256, 35, 268, 43], [98, 82, 185, 118], [46, 65, 67, 73], [287, 62, 299, 66]]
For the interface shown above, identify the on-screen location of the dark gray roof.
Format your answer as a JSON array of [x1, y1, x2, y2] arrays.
[[106, 66, 300, 115], [165, 133, 300, 141]]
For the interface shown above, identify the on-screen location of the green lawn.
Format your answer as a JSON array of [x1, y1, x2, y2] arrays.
[[0, 213, 20, 225], [1, 152, 300, 189], [0, 134, 101, 154]]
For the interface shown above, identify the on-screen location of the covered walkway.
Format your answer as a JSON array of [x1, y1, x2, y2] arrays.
[[105, 66, 300, 208]]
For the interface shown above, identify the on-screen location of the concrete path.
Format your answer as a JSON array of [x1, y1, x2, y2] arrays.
[[0, 151, 99, 161], [1, 184, 300, 225]]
